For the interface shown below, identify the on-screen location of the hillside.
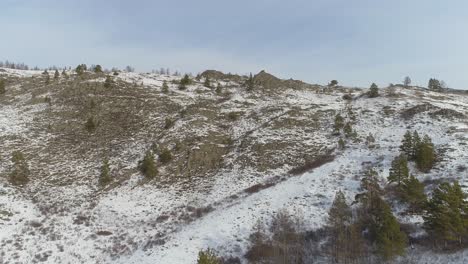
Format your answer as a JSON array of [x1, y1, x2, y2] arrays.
[[0, 68, 467, 263]]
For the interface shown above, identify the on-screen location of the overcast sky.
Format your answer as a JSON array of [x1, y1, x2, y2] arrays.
[[2, 0, 468, 89]]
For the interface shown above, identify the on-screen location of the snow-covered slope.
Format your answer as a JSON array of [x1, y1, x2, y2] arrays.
[[0, 68, 467, 263]]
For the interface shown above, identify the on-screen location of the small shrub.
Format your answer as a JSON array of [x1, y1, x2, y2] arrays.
[[161, 80, 169, 93], [9, 151, 30, 186], [139, 150, 157, 179], [164, 118, 174, 129], [104, 76, 113, 88], [99, 159, 111, 186], [0, 79, 6, 94], [85, 117, 97, 133], [159, 148, 172, 164]]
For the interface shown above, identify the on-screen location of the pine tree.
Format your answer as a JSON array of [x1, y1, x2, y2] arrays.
[[423, 181, 468, 246], [54, 69, 60, 80], [333, 114, 344, 133], [328, 190, 353, 263], [373, 197, 408, 260], [197, 249, 220, 264], [159, 148, 172, 164], [400, 131, 413, 158], [140, 150, 157, 179], [94, 64, 103, 73], [246, 73, 254, 91], [366, 133, 376, 148], [161, 80, 169, 93], [61, 69, 68, 79], [44, 71, 50, 85], [9, 151, 30, 186], [99, 159, 111, 186], [179, 74, 191, 90], [355, 169, 383, 210], [75, 64, 86, 75], [85, 117, 97, 133], [343, 122, 353, 138], [403, 76, 411, 87], [104, 76, 112, 88], [369, 83, 379, 98], [416, 135, 435, 173], [338, 138, 345, 149], [400, 175, 427, 213], [411, 131, 421, 159], [388, 154, 409, 186], [0, 79, 5, 94]]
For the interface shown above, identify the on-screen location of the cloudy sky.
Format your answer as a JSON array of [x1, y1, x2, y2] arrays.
[[2, 0, 468, 88]]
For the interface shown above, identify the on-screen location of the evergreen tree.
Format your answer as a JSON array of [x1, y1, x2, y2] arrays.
[[388, 154, 409, 186], [161, 80, 169, 93], [416, 135, 435, 173], [9, 151, 30, 186], [423, 181, 468, 246], [140, 150, 157, 179], [369, 83, 379, 98], [343, 122, 353, 138], [411, 131, 421, 159], [400, 175, 427, 213], [373, 197, 408, 260], [61, 69, 68, 79], [104, 76, 113, 88], [203, 77, 211, 88], [246, 73, 254, 91], [179, 74, 191, 90], [99, 158, 111, 186], [85, 117, 97, 132], [403, 76, 411, 87], [329, 80, 338, 87], [327, 190, 354, 263], [333, 114, 344, 133], [338, 138, 345, 149], [45, 71, 50, 85], [428, 78, 442, 91], [400, 131, 413, 158], [54, 69, 60, 80], [366, 133, 376, 148], [197, 249, 220, 264], [355, 169, 383, 211], [94, 64, 103, 73], [159, 148, 172, 164], [0, 79, 5, 94], [75, 64, 86, 75]]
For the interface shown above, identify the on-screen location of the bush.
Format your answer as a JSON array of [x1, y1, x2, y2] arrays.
[[179, 74, 191, 90], [197, 249, 221, 264], [99, 159, 111, 186], [159, 148, 172, 164], [140, 150, 157, 179], [9, 151, 30, 186], [0, 79, 5, 94], [369, 83, 379, 98], [85, 117, 97, 133], [329, 80, 338, 87], [161, 80, 169, 93], [104, 76, 113, 88]]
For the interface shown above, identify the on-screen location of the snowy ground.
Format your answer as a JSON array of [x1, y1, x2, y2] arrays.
[[0, 68, 467, 263]]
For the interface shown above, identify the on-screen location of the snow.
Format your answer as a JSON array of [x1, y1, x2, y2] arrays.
[[0, 70, 467, 263]]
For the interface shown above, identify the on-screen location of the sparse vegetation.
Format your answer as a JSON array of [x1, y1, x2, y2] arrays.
[[140, 150, 157, 179], [9, 151, 30, 185]]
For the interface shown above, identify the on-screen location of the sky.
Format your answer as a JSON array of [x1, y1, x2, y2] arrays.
[[1, 0, 468, 89]]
